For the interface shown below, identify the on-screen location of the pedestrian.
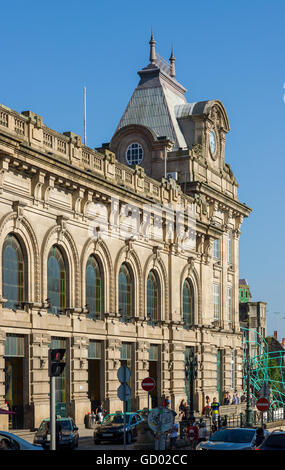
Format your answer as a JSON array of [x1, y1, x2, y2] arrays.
[[178, 399, 188, 439], [240, 392, 246, 403], [179, 399, 187, 419], [210, 423, 217, 437], [202, 395, 211, 417], [222, 392, 230, 405], [210, 397, 220, 424], [0, 438, 11, 450], [253, 427, 265, 448], [90, 410, 96, 426], [231, 393, 239, 405], [186, 420, 199, 450], [169, 421, 179, 450], [96, 402, 105, 423], [163, 396, 171, 408], [197, 421, 208, 444]]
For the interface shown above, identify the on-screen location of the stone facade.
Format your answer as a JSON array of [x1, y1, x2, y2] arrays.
[[0, 40, 251, 430]]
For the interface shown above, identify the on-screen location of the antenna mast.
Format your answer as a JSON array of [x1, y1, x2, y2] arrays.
[[84, 86, 87, 145]]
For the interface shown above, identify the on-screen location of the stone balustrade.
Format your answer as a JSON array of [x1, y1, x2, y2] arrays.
[[0, 104, 195, 211]]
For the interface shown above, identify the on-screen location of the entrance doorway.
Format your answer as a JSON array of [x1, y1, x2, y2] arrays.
[[5, 357, 24, 429], [120, 343, 133, 411], [4, 334, 25, 429], [88, 340, 103, 412]]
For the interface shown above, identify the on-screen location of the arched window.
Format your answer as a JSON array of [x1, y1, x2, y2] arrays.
[[2, 233, 26, 309], [47, 245, 68, 314], [86, 255, 103, 319], [183, 279, 194, 328], [118, 263, 133, 320], [147, 270, 160, 323]]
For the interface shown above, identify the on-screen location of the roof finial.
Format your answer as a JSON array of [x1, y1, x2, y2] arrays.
[[169, 45, 176, 78], [149, 29, 156, 65]]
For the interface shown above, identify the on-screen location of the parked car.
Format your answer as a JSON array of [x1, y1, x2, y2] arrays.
[[94, 412, 144, 444], [137, 408, 153, 419], [256, 430, 285, 450], [34, 417, 79, 450], [0, 431, 43, 450], [197, 427, 269, 451]]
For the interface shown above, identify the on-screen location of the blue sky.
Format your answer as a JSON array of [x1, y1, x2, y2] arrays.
[[1, 0, 285, 338]]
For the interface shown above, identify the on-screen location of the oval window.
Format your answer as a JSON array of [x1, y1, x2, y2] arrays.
[[125, 143, 144, 165]]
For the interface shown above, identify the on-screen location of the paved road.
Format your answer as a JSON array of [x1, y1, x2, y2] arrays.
[[12, 426, 135, 450], [78, 436, 134, 450]]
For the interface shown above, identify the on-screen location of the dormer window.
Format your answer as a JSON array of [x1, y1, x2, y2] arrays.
[[125, 142, 144, 166]]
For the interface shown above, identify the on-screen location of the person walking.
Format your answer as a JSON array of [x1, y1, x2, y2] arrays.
[[169, 421, 179, 450], [186, 420, 199, 450], [210, 397, 220, 424], [197, 421, 208, 444], [202, 395, 211, 417], [179, 399, 188, 439], [96, 402, 105, 423], [179, 399, 187, 419]]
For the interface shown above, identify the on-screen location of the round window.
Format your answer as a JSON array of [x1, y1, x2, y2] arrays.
[[125, 143, 144, 166]]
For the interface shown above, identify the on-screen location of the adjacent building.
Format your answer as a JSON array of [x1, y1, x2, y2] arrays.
[[239, 278, 267, 361], [0, 35, 251, 430]]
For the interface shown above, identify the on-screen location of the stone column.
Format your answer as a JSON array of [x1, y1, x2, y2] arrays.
[[105, 338, 122, 412], [233, 229, 241, 332], [70, 336, 90, 425], [161, 342, 170, 403], [30, 333, 51, 428], [0, 330, 8, 430], [169, 342, 185, 412], [136, 340, 150, 410]]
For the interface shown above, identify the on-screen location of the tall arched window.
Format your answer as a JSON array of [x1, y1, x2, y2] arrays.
[[183, 279, 194, 328], [2, 233, 26, 309], [86, 255, 103, 319], [147, 270, 160, 323], [47, 245, 68, 314], [118, 263, 133, 320]]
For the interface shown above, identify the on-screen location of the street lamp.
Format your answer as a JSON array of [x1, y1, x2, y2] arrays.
[[185, 348, 198, 422]]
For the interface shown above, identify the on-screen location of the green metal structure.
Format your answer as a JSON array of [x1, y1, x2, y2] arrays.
[[241, 327, 285, 408]]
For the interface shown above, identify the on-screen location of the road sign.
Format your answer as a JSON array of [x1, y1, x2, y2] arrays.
[[256, 397, 270, 412], [141, 377, 156, 392], [117, 365, 131, 384], [148, 407, 174, 433], [117, 383, 131, 402]]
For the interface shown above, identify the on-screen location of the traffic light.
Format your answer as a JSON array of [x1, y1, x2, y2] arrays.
[[48, 348, 66, 377]]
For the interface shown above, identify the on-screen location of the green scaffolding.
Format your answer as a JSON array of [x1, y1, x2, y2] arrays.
[[241, 327, 285, 408]]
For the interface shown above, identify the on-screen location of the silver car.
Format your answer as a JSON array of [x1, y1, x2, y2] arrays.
[[0, 431, 43, 450], [197, 428, 268, 451]]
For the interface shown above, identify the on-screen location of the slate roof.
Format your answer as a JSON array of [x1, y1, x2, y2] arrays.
[[115, 63, 188, 150]]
